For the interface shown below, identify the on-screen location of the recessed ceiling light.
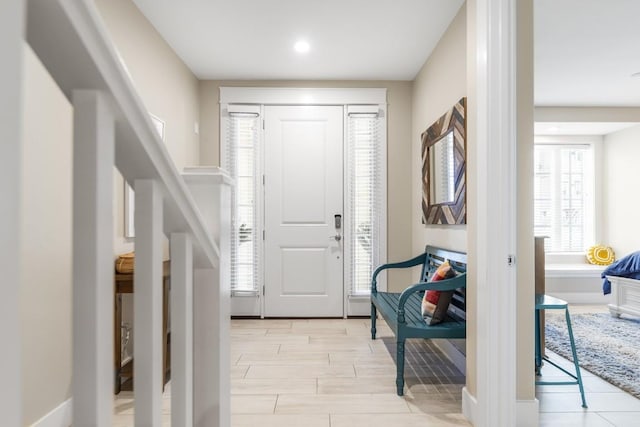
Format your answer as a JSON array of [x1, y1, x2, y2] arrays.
[[294, 40, 310, 54]]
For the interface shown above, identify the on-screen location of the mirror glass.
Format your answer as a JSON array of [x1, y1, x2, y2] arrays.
[[429, 130, 455, 204]]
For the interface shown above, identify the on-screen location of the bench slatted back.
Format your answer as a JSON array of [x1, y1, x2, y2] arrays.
[[420, 245, 467, 321]]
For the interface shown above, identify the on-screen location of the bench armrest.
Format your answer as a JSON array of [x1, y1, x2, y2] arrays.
[[396, 273, 467, 324], [371, 253, 427, 293]]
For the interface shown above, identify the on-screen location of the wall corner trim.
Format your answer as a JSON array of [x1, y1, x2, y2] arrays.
[[31, 398, 72, 427], [516, 398, 540, 427], [461, 386, 476, 425], [462, 388, 539, 427]]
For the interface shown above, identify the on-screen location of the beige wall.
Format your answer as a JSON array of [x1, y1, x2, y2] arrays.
[[411, 4, 467, 256], [535, 107, 640, 122], [95, 0, 201, 254], [199, 80, 414, 291], [604, 124, 640, 257], [95, 0, 203, 379], [21, 45, 73, 426], [515, 0, 536, 402], [409, 0, 476, 395]]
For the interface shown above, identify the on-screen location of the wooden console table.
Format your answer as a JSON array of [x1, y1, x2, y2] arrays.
[[114, 260, 170, 394], [534, 236, 546, 357]]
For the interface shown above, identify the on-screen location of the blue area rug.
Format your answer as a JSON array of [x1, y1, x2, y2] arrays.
[[545, 312, 640, 398]]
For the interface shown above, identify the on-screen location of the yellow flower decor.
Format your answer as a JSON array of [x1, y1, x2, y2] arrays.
[[586, 245, 615, 265]]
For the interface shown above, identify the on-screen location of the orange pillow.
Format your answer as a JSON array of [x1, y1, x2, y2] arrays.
[[421, 260, 457, 325]]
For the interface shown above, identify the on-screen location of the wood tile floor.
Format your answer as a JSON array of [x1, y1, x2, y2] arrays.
[[114, 318, 470, 426], [536, 304, 640, 426], [113, 305, 640, 426]]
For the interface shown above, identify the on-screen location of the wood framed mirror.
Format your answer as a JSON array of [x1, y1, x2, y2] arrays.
[[421, 97, 466, 225]]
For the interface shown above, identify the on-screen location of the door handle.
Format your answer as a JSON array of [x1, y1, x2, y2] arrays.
[[329, 234, 342, 242]]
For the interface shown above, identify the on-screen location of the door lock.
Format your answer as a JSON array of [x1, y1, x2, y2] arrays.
[[334, 214, 342, 229], [330, 234, 342, 242]]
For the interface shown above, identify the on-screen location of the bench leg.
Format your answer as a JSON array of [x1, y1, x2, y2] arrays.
[[371, 303, 377, 340], [396, 339, 405, 396]]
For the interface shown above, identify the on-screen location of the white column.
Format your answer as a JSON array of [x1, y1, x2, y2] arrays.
[[467, 0, 524, 425], [71, 90, 115, 426], [170, 232, 194, 427], [182, 167, 232, 427], [134, 179, 164, 426], [0, 0, 24, 424]]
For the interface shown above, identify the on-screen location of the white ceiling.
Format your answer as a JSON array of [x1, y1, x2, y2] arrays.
[[131, 0, 464, 81], [535, 0, 640, 106], [132, 0, 640, 107]]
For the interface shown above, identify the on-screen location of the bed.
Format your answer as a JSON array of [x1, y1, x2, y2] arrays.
[[602, 251, 640, 318], [607, 276, 640, 318]]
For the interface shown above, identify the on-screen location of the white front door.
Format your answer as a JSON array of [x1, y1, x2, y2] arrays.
[[264, 106, 344, 317]]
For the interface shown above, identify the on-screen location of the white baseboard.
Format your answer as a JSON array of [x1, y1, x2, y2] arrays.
[[32, 398, 72, 427], [462, 386, 476, 425], [547, 291, 609, 305], [230, 295, 261, 316], [347, 296, 371, 316], [462, 388, 539, 427], [516, 398, 539, 427]]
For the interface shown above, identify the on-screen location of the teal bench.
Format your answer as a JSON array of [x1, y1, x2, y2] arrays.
[[370, 245, 467, 396]]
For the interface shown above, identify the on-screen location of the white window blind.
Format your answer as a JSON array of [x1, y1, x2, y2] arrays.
[[534, 144, 593, 252], [225, 112, 260, 295], [347, 111, 382, 296]]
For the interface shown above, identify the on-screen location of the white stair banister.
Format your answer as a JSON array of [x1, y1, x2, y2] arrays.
[[25, 1, 226, 425], [170, 232, 194, 427], [0, 0, 25, 424], [134, 179, 165, 426], [183, 167, 233, 427], [72, 90, 115, 426]]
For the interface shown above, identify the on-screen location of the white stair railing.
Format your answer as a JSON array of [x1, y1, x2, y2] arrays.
[[22, 0, 232, 426]]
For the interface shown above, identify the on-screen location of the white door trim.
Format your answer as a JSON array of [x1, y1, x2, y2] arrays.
[[220, 87, 387, 106], [220, 87, 388, 317], [1, 0, 24, 424], [467, 0, 526, 425]]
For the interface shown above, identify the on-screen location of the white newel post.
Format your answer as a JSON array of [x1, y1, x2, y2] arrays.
[[134, 179, 165, 426], [183, 167, 233, 427], [170, 232, 194, 427], [0, 0, 24, 424], [71, 90, 115, 426]]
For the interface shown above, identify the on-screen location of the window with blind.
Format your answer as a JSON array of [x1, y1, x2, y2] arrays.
[[534, 144, 594, 252], [225, 111, 260, 295], [346, 110, 382, 296]]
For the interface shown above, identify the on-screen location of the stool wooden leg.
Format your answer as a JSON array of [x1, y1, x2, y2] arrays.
[[565, 308, 587, 408]]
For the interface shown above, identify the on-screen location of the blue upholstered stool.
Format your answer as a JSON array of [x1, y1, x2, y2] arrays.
[[535, 293, 587, 408]]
